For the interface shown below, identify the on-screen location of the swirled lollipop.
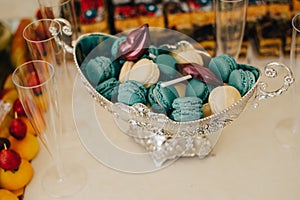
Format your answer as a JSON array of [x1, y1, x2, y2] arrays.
[[177, 63, 223, 87]]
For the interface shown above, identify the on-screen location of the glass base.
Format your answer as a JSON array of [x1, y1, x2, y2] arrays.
[[42, 162, 87, 198], [274, 118, 300, 149]]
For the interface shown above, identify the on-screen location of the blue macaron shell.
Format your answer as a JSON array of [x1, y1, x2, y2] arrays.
[[148, 45, 159, 57], [208, 54, 238, 82], [95, 77, 119, 100], [245, 70, 256, 91], [117, 80, 147, 106], [85, 56, 113, 86], [228, 69, 249, 96], [185, 78, 209, 102], [172, 97, 203, 110], [150, 82, 179, 113], [156, 54, 178, 81], [238, 63, 259, 80], [170, 97, 203, 122], [170, 109, 203, 122]]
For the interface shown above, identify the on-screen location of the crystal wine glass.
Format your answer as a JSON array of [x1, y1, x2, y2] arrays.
[[215, 0, 248, 59], [274, 13, 300, 148], [12, 60, 86, 197]]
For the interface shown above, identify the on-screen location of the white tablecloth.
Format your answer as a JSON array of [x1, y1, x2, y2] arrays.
[[23, 60, 300, 200]]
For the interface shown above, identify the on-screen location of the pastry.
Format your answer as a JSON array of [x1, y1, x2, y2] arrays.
[[156, 54, 178, 81], [172, 42, 204, 66], [137, 1, 165, 28], [238, 64, 260, 80], [253, 14, 288, 57], [84, 56, 115, 86], [79, 0, 109, 34], [208, 54, 238, 82], [116, 80, 147, 106], [191, 6, 216, 57], [119, 58, 160, 88], [228, 69, 256, 96], [148, 82, 178, 114], [170, 97, 203, 122], [118, 60, 134, 82], [185, 78, 209, 102], [112, 2, 140, 33], [164, 1, 193, 35], [95, 77, 119, 100], [208, 85, 241, 114]]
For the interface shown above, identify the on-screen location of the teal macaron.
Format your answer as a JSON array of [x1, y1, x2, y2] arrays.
[[156, 54, 178, 81], [117, 80, 147, 106], [148, 81, 179, 114], [84, 56, 115, 86], [95, 77, 119, 100], [111, 36, 126, 59], [170, 97, 203, 122], [208, 54, 238, 82], [238, 63, 260, 80], [185, 78, 209, 102], [228, 69, 256, 96]]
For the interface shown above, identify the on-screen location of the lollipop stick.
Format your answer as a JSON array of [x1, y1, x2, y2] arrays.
[[160, 75, 192, 88]]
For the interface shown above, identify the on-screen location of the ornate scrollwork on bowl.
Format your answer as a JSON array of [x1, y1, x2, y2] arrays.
[[73, 32, 294, 166]]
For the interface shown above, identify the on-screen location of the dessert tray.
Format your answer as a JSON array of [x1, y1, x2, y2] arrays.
[[73, 27, 294, 167]]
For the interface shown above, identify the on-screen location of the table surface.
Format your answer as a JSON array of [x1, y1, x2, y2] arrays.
[[22, 57, 300, 200], [1, 3, 300, 199]]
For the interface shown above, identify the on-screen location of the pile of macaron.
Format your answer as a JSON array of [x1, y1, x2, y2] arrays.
[[82, 24, 259, 122]]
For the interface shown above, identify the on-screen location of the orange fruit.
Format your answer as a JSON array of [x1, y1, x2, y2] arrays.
[[0, 159, 34, 190], [0, 89, 18, 105], [9, 133, 39, 161], [0, 126, 10, 138], [0, 189, 18, 200], [2, 74, 15, 90], [10, 187, 24, 197]]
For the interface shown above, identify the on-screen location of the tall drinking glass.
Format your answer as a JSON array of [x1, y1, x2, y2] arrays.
[[274, 13, 300, 148], [215, 0, 248, 59], [37, 0, 79, 53], [12, 60, 86, 197], [23, 19, 68, 80], [23, 19, 74, 139]]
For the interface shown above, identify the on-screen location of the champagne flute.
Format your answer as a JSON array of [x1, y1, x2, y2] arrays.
[[23, 19, 76, 140], [274, 13, 300, 148], [215, 0, 248, 59], [12, 60, 86, 197], [23, 19, 69, 80]]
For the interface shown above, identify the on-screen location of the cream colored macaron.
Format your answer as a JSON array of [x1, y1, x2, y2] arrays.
[[119, 58, 160, 88], [119, 61, 134, 82], [208, 85, 241, 114], [172, 43, 203, 66]]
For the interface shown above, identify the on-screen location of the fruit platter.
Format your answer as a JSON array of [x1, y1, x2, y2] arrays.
[[0, 19, 40, 200], [73, 25, 294, 166]]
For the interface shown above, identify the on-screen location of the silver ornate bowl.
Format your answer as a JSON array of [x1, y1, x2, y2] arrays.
[[73, 30, 294, 166]]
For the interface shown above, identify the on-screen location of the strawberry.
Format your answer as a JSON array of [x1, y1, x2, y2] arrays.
[[0, 149, 21, 171], [35, 9, 43, 20], [27, 71, 42, 95], [9, 118, 27, 140], [13, 99, 26, 117], [0, 137, 10, 151]]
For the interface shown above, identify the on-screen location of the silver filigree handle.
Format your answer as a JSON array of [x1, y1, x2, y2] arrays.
[[255, 62, 294, 102], [49, 18, 74, 54]]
